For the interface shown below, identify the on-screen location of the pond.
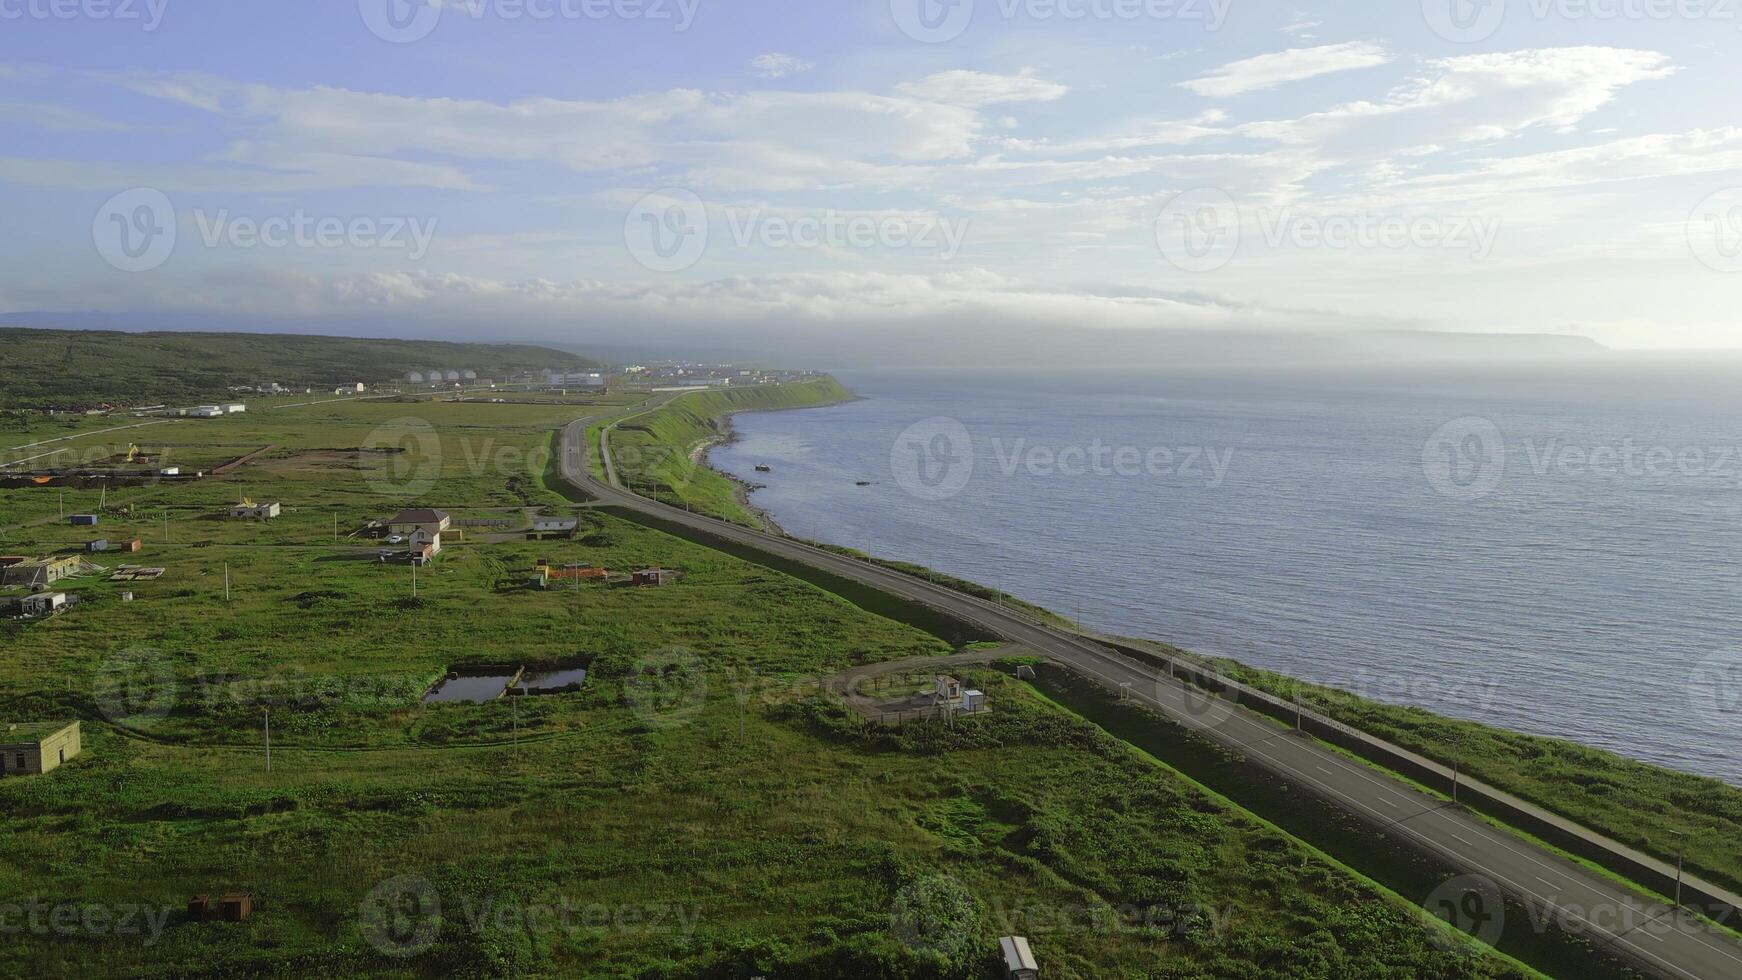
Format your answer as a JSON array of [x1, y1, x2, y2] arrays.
[[422, 665, 589, 704]]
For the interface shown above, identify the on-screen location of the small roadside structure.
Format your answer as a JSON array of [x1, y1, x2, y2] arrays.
[[0, 721, 81, 776], [230, 500, 281, 520], [999, 936, 1039, 979], [387, 508, 450, 536], [632, 568, 676, 587]]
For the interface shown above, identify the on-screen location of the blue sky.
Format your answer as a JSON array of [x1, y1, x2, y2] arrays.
[[2, 0, 1740, 354]]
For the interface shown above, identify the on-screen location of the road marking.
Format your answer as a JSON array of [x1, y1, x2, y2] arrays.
[[1380, 797, 1398, 808], [1451, 834, 1475, 847]]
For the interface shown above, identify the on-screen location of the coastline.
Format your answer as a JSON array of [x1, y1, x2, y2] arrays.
[[697, 385, 863, 537]]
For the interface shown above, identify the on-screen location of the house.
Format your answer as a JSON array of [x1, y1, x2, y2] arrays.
[[408, 526, 443, 557], [999, 936, 1039, 980], [631, 568, 676, 587], [0, 721, 81, 776], [230, 501, 282, 520], [191, 406, 224, 418], [387, 508, 450, 535]]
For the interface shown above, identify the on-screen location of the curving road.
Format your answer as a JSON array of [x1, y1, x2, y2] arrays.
[[557, 399, 1742, 980]]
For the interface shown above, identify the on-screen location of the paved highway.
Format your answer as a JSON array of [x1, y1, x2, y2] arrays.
[[557, 401, 1742, 980]]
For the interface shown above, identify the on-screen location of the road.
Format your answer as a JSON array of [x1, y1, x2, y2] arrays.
[[555, 398, 1742, 979]]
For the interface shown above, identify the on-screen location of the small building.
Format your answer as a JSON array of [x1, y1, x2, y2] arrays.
[[69, 514, 99, 526], [387, 508, 450, 536], [119, 538, 143, 553], [86, 539, 109, 553], [632, 568, 675, 587], [191, 406, 224, 418], [219, 893, 253, 921], [2, 557, 81, 590], [529, 518, 579, 540], [223, 404, 247, 414], [0, 721, 81, 777], [999, 936, 1039, 979], [964, 689, 986, 713], [406, 371, 425, 384], [935, 676, 963, 705], [408, 527, 443, 557], [230, 501, 281, 520], [21, 593, 68, 617]]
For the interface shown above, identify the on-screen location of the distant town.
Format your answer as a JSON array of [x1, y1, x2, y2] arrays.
[[28, 363, 824, 420]]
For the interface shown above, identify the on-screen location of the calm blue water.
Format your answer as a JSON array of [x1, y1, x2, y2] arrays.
[[713, 365, 1742, 784]]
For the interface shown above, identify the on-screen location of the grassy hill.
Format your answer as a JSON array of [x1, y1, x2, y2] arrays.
[[0, 327, 599, 409]]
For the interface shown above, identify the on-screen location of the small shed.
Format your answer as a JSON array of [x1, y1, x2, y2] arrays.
[[999, 936, 1039, 979], [119, 538, 143, 553], [69, 514, 99, 526], [0, 721, 81, 777], [87, 539, 109, 553], [632, 568, 676, 587], [20, 593, 67, 617], [219, 893, 253, 921]]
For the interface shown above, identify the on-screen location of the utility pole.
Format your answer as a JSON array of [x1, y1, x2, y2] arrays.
[[264, 709, 271, 773], [224, 563, 230, 602], [1452, 759, 1460, 804], [411, 561, 418, 598], [1672, 831, 1687, 909]]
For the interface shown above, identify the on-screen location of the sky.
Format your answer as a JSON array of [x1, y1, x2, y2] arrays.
[[2, 0, 1741, 358]]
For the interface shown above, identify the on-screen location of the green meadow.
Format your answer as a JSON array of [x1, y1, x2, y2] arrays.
[[0, 390, 1540, 978]]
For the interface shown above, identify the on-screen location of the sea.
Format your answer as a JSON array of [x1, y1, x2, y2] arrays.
[[710, 363, 1742, 785]]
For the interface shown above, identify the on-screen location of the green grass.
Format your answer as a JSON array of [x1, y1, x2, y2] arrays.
[[0, 391, 1547, 978], [0, 327, 597, 410]]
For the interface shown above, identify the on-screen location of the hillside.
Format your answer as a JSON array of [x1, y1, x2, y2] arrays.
[[0, 327, 599, 409]]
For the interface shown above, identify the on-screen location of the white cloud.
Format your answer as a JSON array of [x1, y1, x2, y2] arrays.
[[749, 54, 814, 80], [895, 70, 1069, 107], [1180, 42, 1392, 97], [1239, 47, 1676, 154]]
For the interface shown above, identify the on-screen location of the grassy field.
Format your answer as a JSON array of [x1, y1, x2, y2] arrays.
[[0, 388, 1544, 978], [0, 327, 595, 410]]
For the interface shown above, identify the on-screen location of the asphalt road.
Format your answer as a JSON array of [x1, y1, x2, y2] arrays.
[[557, 404, 1742, 980]]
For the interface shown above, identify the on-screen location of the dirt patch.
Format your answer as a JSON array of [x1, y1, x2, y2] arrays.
[[255, 449, 372, 474]]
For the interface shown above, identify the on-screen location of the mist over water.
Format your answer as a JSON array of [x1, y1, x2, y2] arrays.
[[712, 364, 1742, 785]]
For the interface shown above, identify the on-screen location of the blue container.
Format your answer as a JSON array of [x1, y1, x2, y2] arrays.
[[69, 515, 99, 526]]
